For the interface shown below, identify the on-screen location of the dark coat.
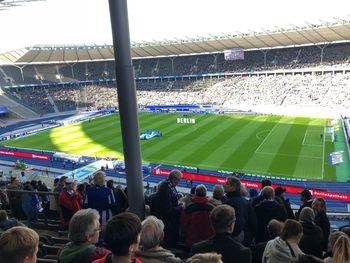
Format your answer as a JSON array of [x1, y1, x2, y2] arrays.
[[299, 222, 324, 258], [224, 190, 256, 238], [191, 232, 252, 263], [314, 211, 330, 251], [296, 200, 312, 219], [254, 200, 287, 242]]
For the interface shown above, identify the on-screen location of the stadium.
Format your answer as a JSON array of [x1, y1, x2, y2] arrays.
[[0, 0, 350, 262]]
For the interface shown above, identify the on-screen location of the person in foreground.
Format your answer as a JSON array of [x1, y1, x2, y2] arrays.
[[186, 252, 223, 263], [0, 226, 39, 263], [93, 212, 142, 263], [58, 208, 110, 263], [190, 204, 252, 263], [134, 216, 182, 263], [262, 219, 304, 263]]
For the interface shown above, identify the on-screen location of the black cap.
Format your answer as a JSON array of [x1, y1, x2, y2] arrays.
[[275, 186, 286, 196], [300, 189, 312, 200]]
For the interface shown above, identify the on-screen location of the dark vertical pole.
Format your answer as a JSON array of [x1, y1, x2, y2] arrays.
[[108, 0, 145, 219]]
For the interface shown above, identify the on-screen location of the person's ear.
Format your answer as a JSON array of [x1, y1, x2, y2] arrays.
[[160, 231, 165, 241]]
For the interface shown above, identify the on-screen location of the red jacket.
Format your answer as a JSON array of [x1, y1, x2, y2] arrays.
[[92, 254, 142, 263], [180, 196, 214, 247], [59, 188, 81, 224]]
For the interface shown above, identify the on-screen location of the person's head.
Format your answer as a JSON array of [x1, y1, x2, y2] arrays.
[[210, 204, 236, 234], [299, 207, 315, 223], [296, 254, 325, 263], [300, 190, 312, 202], [93, 171, 106, 186], [195, 184, 207, 197], [0, 226, 39, 263], [168, 170, 182, 186], [65, 178, 75, 190], [0, 210, 8, 222], [312, 197, 326, 213], [280, 219, 303, 243], [224, 176, 241, 193], [332, 235, 350, 263], [261, 179, 272, 189], [10, 176, 18, 184], [213, 185, 224, 200], [59, 176, 68, 184], [106, 179, 115, 189], [186, 252, 223, 263], [190, 186, 196, 195], [139, 216, 164, 250], [104, 212, 142, 257], [68, 208, 100, 245], [249, 188, 258, 198], [77, 183, 86, 193], [262, 186, 275, 200], [267, 219, 284, 239], [327, 231, 347, 252], [274, 186, 286, 197]]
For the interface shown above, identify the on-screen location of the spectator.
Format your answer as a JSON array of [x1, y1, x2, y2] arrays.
[[84, 172, 116, 224], [251, 219, 284, 263], [134, 216, 182, 263], [186, 252, 223, 263], [180, 184, 214, 247], [296, 190, 313, 219], [7, 176, 25, 219], [274, 186, 295, 219], [209, 185, 225, 206], [92, 212, 142, 263], [106, 180, 128, 215], [0, 209, 25, 231], [180, 186, 196, 208], [152, 169, 183, 246], [263, 219, 304, 263], [0, 226, 39, 263], [191, 204, 252, 263], [312, 197, 330, 251], [298, 207, 324, 258], [21, 182, 41, 223], [251, 179, 272, 207], [59, 178, 81, 225], [58, 209, 110, 263], [323, 231, 347, 261], [254, 186, 287, 242], [329, 235, 350, 263], [223, 176, 256, 244]]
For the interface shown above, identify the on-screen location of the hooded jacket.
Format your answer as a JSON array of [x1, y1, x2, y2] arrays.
[[58, 242, 109, 263], [262, 237, 303, 263]]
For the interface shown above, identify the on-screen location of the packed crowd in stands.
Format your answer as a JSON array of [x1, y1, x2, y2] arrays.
[[3, 72, 350, 115], [0, 169, 349, 263]]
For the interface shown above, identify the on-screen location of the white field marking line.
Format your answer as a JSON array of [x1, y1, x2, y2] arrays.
[[255, 151, 323, 159], [255, 122, 280, 153], [302, 130, 308, 145], [322, 119, 326, 180]]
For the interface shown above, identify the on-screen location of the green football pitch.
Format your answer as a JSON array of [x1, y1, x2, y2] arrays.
[[2, 112, 348, 181]]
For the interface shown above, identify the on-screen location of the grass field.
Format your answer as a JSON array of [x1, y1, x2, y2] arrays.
[[1, 112, 340, 181]]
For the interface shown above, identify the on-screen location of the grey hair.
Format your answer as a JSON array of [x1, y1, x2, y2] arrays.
[[139, 216, 164, 249], [212, 185, 224, 200], [299, 207, 315, 223], [68, 208, 100, 245], [195, 184, 207, 197]]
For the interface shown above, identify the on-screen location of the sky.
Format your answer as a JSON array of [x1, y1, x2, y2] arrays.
[[0, 0, 349, 53]]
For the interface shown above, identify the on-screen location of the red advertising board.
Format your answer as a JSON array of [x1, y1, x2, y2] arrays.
[[152, 169, 350, 202], [0, 149, 50, 161]]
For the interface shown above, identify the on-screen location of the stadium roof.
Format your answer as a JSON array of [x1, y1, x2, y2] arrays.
[[1, 19, 350, 64]]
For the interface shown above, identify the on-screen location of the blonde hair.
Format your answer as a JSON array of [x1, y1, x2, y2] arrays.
[[186, 252, 222, 263], [93, 171, 106, 186], [332, 235, 350, 263], [0, 226, 39, 263]]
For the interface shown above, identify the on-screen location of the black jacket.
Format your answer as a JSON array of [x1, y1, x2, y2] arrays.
[[191, 232, 252, 263], [299, 222, 324, 258], [314, 211, 330, 251], [254, 200, 287, 242]]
